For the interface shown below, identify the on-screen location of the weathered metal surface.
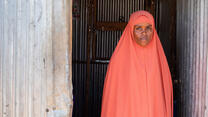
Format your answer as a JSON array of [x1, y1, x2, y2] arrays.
[[95, 22, 127, 31], [0, 0, 73, 117], [176, 0, 208, 116], [206, 57, 208, 116], [157, 0, 178, 115], [72, 0, 87, 116]]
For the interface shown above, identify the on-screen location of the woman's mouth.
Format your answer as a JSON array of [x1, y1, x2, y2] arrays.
[[139, 37, 147, 41]]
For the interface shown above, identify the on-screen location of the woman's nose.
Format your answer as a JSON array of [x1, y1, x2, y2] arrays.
[[141, 30, 147, 35]]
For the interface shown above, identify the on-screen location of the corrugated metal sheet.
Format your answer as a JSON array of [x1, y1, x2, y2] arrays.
[[158, 0, 176, 68], [72, 0, 87, 117], [96, 0, 144, 22], [206, 57, 208, 116], [176, 0, 208, 116], [0, 0, 73, 117]]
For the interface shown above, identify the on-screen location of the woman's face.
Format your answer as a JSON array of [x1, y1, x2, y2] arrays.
[[133, 23, 153, 46]]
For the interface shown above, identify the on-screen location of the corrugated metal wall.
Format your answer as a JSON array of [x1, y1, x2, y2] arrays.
[[176, 0, 208, 116], [206, 58, 208, 116], [96, 0, 144, 22], [72, 0, 87, 117], [0, 0, 73, 117]]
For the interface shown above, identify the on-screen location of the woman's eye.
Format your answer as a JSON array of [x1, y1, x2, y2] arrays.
[[146, 27, 152, 31], [136, 27, 142, 31]]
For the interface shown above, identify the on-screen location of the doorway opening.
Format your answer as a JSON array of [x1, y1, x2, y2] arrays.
[[72, 0, 178, 117]]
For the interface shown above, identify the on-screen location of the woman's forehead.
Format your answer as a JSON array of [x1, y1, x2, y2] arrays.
[[134, 23, 152, 27], [131, 16, 153, 25]]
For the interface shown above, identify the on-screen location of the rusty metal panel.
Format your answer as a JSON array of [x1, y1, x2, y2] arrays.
[[72, 0, 88, 117], [157, 0, 178, 115], [95, 22, 127, 31], [0, 0, 73, 117], [96, 0, 144, 22], [157, 0, 176, 67], [176, 0, 208, 116]]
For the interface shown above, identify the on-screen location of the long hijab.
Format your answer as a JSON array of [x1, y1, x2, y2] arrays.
[[101, 11, 173, 117]]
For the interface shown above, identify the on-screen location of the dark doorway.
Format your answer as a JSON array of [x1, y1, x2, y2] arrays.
[[72, 0, 178, 117]]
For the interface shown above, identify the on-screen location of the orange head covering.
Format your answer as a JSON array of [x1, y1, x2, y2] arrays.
[[101, 11, 173, 117]]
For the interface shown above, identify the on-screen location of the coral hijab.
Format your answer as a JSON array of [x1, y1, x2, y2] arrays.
[[101, 11, 173, 117]]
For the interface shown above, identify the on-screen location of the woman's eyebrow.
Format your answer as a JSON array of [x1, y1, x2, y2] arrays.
[[135, 24, 142, 27], [135, 24, 152, 27]]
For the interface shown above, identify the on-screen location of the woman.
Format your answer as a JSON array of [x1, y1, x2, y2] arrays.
[[101, 11, 173, 117]]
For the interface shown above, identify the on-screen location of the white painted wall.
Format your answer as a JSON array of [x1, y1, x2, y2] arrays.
[[0, 0, 73, 117]]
